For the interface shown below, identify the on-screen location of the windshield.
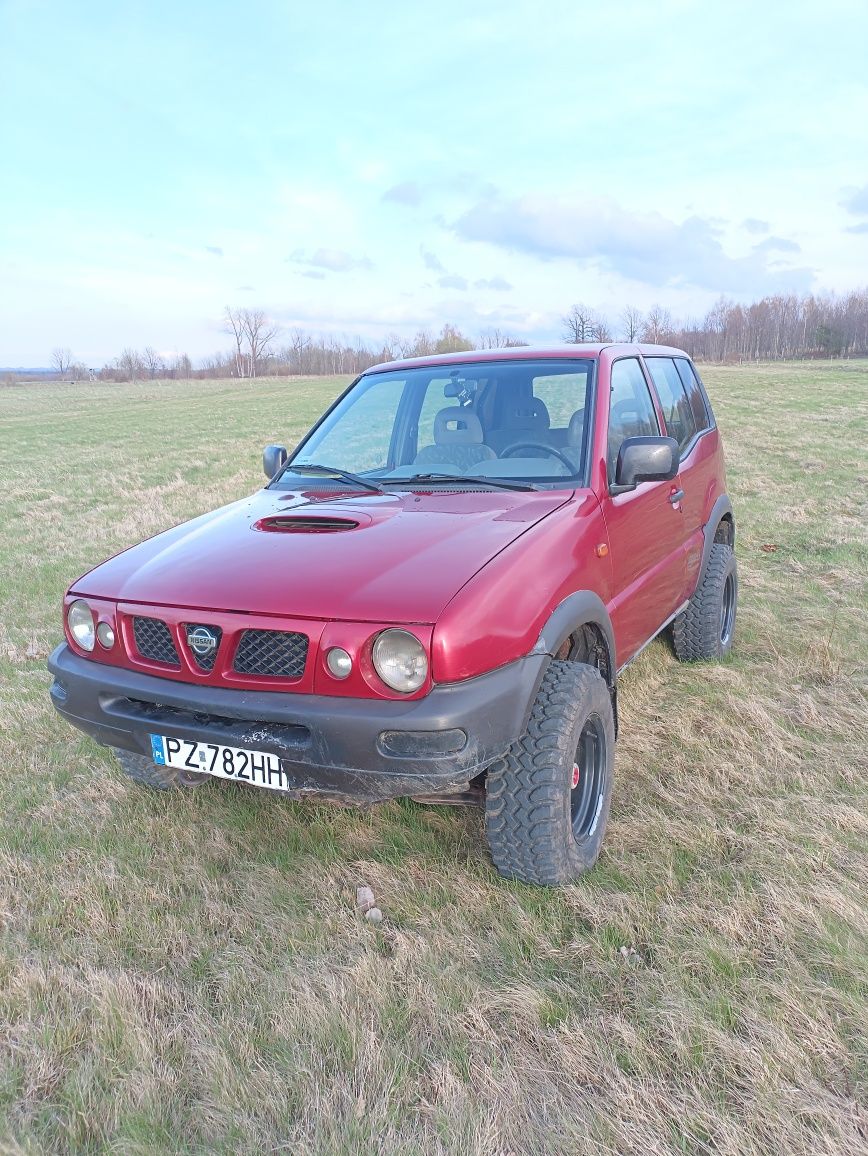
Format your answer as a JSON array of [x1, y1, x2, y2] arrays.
[[280, 358, 595, 487]]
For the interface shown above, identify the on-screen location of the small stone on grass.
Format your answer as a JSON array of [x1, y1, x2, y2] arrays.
[[356, 885, 376, 913]]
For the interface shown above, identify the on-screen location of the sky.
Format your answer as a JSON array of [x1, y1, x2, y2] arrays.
[[1, 0, 868, 365]]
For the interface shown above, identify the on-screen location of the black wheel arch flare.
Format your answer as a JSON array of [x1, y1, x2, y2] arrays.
[[531, 590, 619, 734], [699, 494, 735, 581]]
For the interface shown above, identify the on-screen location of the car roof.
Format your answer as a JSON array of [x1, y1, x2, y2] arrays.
[[363, 343, 690, 374]]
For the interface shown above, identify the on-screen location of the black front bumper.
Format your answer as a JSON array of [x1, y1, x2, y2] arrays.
[[48, 644, 548, 802]]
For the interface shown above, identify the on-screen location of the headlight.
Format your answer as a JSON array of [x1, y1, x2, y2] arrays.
[[372, 629, 428, 693], [67, 600, 95, 652]]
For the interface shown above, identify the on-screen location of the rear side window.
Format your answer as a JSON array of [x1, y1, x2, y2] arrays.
[[608, 358, 659, 479], [645, 358, 698, 452], [674, 358, 711, 434]]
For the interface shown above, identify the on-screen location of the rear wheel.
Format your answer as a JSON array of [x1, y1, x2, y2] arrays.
[[672, 542, 738, 661], [485, 660, 615, 885], [112, 747, 209, 790]]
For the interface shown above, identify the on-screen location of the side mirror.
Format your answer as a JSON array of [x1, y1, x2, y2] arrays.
[[612, 436, 680, 492], [263, 444, 288, 480]]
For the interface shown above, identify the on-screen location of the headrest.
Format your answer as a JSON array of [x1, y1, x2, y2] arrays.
[[503, 397, 550, 430], [433, 406, 485, 444], [568, 408, 585, 445]]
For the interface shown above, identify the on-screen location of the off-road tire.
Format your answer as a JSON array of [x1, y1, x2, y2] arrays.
[[672, 542, 738, 661], [111, 747, 209, 790], [485, 660, 615, 886]]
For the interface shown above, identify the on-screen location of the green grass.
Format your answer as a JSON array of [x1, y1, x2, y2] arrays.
[[1, 364, 866, 1155]]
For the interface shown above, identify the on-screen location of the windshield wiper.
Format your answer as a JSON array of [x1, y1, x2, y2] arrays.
[[284, 463, 384, 493], [381, 472, 538, 492]]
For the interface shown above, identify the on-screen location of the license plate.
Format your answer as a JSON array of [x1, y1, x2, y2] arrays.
[[150, 734, 289, 792]]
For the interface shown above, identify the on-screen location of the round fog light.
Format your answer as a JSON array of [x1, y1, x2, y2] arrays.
[[67, 599, 95, 652], [326, 647, 353, 679], [97, 621, 115, 649]]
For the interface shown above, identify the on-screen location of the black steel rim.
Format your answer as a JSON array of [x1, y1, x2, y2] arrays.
[[570, 715, 607, 840], [720, 573, 736, 645]]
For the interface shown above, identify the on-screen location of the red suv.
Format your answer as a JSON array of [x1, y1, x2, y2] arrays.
[[49, 344, 736, 885]]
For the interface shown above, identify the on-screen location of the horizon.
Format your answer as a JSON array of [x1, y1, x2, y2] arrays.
[[2, 0, 868, 364]]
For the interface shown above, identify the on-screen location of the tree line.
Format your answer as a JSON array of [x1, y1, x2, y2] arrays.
[[50, 288, 868, 382], [86, 310, 528, 382], [562, 289, 868, 361]]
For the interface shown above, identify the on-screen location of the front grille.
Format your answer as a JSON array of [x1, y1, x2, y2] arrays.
[[132, 616, 180, 666], [233, 629, 308, 679], [184, 623, 223, 671]]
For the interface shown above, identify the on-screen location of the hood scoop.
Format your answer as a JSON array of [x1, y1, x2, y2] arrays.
[[254, 514, 361, 534]]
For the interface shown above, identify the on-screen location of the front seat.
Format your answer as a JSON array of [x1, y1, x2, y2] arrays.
[[414, 407, 496, 471], [563, 407, 585, 471], [487, 397, 551, 455]]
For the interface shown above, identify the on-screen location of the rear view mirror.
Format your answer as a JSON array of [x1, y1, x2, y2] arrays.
[[263, 444, 288, 479], [444, 378, 477, 401], [612, 436, 679, 492]]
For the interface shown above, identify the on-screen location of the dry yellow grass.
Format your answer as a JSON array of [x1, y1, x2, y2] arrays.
[[0, 364, 866, 1154]]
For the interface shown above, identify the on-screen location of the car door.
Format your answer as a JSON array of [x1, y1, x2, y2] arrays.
[[598, 356, 687, 668], [643, 355, 716, 594]]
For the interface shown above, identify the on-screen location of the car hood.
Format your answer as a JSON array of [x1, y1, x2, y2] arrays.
[[72, 486, 572, 622]]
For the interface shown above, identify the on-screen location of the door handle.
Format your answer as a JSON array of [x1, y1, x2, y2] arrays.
[[669, 488, 684, 505]]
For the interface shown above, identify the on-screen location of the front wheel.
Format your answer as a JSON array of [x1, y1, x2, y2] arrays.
[[484, 661, 615, 886], [672, 542, 738, 661]]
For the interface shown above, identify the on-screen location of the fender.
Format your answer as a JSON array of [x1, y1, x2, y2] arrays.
[[531, 590, 616, 687], [698, 494, 735, 581]]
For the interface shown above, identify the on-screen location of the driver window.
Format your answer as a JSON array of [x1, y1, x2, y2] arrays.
[[608, 358, 659, 480]]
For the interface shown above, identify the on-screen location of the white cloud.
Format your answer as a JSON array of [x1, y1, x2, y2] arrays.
[[752, 236, 801, 254], [840, 184, 868, 214], [453, 192, 812, 293], [420, 247, 445, 272], [474, 276, 513, 291], [383, 181, 423, 206], [288, 248, 373, 273]]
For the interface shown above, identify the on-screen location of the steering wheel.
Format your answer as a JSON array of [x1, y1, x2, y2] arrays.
[[500, 441, 576, 472]]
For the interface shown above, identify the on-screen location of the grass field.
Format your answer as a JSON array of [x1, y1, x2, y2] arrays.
[[1, 363, 866, 1155]]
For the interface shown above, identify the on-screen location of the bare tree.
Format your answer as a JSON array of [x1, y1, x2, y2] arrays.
[[223, 306, 246, 377], [240, 309, 280, 377], [116, 348, 145, 382], [401, 329, 435, 358], [51, 347, 73, 377], [561, 304, 598, 343], [172, 353, 193, 379], [142, 347, 165, 379], [377, 332, 402, 361], [434, 323, 473, 354], [477, 326, 527, 349], [619, 306, 644, 342], [590, 317, 612, 342], [640, 304, 675, 345], [223, 306, 280, 377]]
